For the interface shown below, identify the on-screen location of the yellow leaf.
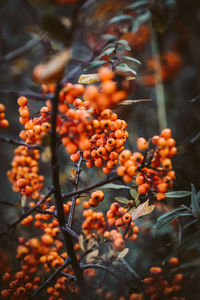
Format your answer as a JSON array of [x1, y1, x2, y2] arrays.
[[21, 194, 27, 208], [78, 73, 100, 84]]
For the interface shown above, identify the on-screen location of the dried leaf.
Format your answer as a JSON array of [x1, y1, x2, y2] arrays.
[[79, 234, 85, 251], [132, 200, 155, 221], [86, 249, 99, 264], [78, 73, 100, 84], [41, 146, 52, 163], [118, 248, 129, 259], [71, 168, 76, 179], [21, 194, 27, 208], [120, 99, 152, 105], [32, 49, 71, 84]]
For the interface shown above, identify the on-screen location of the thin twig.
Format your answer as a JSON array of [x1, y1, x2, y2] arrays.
[[0, 136, 41, 149], [0, 89, 52, 100], [0, 38, 41, 63], [62, 225, 80, 241], [68, 153, 83, 228], [0, 187, 54, 237], [31, 257, 71, 298], [63, 174, 121, 200]]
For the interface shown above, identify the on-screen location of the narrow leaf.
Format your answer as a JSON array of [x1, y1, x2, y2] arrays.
[[97, 47, 115, 59], [165, 191, 191, 198], [109, 15, 132, 24], [116, 63, 137, 75], [115, 197, 129, 204], [84, 60, 106, 71], [101, 183, 129, 189], [122, 56, 142, 65], [191, 184, 200, 219]]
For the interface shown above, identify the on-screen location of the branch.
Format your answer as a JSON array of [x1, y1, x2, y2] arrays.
[[81, 263, 122, 283], [0, 136, 41, 149], [0, 38, 41, 63], [63, 174, 121, 200], [50, 83, 89, 299], [31, 257, 71, 298], [68, 153, 83, 228], [0, 187, 54, 237], [0, 89, 52, 101]]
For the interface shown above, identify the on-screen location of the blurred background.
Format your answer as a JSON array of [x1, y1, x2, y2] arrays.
[[0, 0, 200, 298]]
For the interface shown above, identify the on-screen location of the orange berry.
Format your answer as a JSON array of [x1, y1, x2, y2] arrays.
[[122, 213, 132, 223], [98, 67, 114, 81], [150, 267, 162, 274], [0, 119, 9, 128], [168, 257, 179, 267], [0, 103, 5, 112], [161, 128, 172, 139], [41, 234, 54, 245], [137, 137, 148, 150], [156, 193, 166, 201], [101, 80, 116, 94], [17, 178, 27, 188]]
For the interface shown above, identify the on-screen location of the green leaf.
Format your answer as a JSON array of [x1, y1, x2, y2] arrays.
[[191, 184, 200, 219], [121, 56, 142, 65], [114, 197, 129, 204], [130, 188, 138, 199], [157, 206, 188, 222], [116, 63, 137, 76], [165, 191, 192, 198], [101, 183, 130, 190], [84, 60, 106, 71], [102, 34, 117, 41], [117, 40, 130, 46], [131, 11, 151, 32], [97, 47, 115, 59], [109, 15, 133, 24], [155, 212, 193, 235], [163, 230, 200, 264]]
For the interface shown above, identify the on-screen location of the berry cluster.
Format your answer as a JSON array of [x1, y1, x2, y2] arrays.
[[117, 129, 177, 200], [82, 209, 106, 235], [7, 146, 44, 199], [0, 103, 9, 128], [129, 257, 184, 300]]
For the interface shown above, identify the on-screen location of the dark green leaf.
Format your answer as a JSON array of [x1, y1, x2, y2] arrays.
[[84, 60, 106, 71], [116, 63, 137, 75], [155, 212, 193, 235], [114, 197, 129, 204], [165, 191, 191, 198], [191, 184, 200, 219], [97, 47, 115, 59], [157, 206, 188, 222], [109, 15, 133, 24], [130, 188, 138, 199], [121, 56, 142, 65], [101, 183, 129, 190], [131, 11, 151, 32]]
